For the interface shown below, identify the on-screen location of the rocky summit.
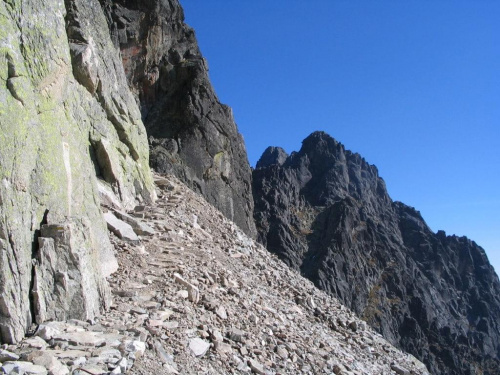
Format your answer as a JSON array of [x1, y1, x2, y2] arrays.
[[253, 131, 500, 375]]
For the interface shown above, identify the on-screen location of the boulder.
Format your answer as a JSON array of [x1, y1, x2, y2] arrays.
[[104, 213, 139, 242]]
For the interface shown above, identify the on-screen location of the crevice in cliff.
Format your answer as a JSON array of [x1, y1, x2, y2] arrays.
[[28, 209, 49, 330]]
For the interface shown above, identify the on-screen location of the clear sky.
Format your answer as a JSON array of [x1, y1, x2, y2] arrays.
[[181, 1, 500, 275]]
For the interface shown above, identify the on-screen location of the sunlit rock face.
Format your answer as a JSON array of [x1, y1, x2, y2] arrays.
[[0, 0, 155, 343]]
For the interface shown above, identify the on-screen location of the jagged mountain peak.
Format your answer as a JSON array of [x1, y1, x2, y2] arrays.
[[256, 146, 289, 169], [253, 131, 500, 374]]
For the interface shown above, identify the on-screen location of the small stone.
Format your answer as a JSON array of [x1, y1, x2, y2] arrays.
[[36, 324, 61, 341], [23, 336, 48, 350], [78, 364, 108, 374], [113, 290, 136, 298], [215, 305, 228, 320], [210, 329, 224, 343], [153, 340, 174, 366], [130, 307, 148, 315], [112, 210, 156, 236], [151, 309, 174, 321], [307, 296, 316, 309], [177, 290, 189, 299], [163, 321, 179, 330], [188, 286, 200, 304], [248, 359, 266, 375], [91, 347, 121, 361], [148, 319, 164, 327], [215, 342, 232, 354], [189, 338, 210, 357], [276, 345, 289, 359], [0, 349, 19, 362], [348, 321, 358, 332], [391, 364, 410, 375], [68, 357, 87, 367], [237, 361, 250, 371], [31, 353, 69, 375], [119, 340, 146, 359], [173, 273, 199, 303], [53, 350, 90, 360], [104, 212, 139, 242], [228, 328, 245, 343], [332, 364, 343, 374], [54, 332, 105, 347], [117, 357, 128, 372]]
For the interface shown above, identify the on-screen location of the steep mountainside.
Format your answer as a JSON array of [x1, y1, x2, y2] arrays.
[[253, 131, 500, 375], [0, 0, 155, 343], [0, 175, 430, 375], [0, 0, 256, 345], [98, 0, 256, 237]]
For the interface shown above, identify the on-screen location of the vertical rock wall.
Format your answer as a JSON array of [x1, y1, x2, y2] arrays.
[[99, 0, 257, 238], [0, 0, 155, 343]]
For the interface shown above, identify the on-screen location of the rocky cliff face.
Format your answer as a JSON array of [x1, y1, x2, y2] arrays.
[[0, 0, 256, 345], [98, 0, 257, 238], [253, 131, 500, 375], [0, 0, 155, 343]]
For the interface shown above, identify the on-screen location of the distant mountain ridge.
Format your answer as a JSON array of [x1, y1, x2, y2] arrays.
[[252, 131, 500, 374]]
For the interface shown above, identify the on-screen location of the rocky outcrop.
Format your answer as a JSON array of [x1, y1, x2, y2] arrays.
[[98, 0, 257, 237], [253, 131, 500, 375], [0, 0, 154, 343]]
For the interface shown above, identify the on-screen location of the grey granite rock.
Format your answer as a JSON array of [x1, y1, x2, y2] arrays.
[[104, 212, 140, 242], [32, 223, 113, 324], [0, 0, 154, 343]]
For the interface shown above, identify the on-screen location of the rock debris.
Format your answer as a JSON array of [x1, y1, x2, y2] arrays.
[[1, 175, 429, 375]]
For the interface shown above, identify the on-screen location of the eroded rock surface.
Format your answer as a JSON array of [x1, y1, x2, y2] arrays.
[[99, 0, 257, 238], [252, 131, 500, 375], [0, 0, 154, 343]]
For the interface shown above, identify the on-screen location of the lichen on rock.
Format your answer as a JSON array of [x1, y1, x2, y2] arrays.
[[0, 0, 155, 343]]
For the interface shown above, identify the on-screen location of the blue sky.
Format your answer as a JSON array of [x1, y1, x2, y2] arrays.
[[181, 1, 500, 275]]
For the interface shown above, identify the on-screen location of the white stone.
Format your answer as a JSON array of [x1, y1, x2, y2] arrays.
[[248, 359, 266, 375], [55, 331, 106, 347], [120, 340, 146, 358], [0, 349, 19, 361], [215, 305, 227, 319], [32, 353, 69, 375], [189, 338, 210, 357], [36, 324, 61, 341], [112, 210, 155, 236]]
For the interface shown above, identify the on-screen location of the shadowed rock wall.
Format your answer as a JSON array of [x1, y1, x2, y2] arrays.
[[99, 0, 257, 238], [253, 131, 500, 375]]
